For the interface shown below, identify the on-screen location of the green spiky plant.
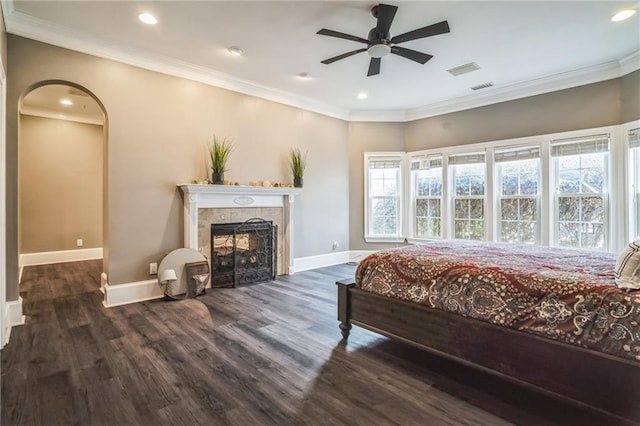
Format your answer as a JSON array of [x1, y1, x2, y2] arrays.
[[289, 148, 307, 187], [208, 136, 234, 174]]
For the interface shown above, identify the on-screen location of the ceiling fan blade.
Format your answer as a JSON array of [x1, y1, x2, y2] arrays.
[[375, 4, 398, 37], [390, 46, 433, 64], [321, 48, 367, 65], [317, 28, 369, 44], [367, 57, 381, 77], [390, 20, 450, 44]]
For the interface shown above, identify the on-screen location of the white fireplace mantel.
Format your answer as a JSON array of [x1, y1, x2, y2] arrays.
[[178, 184, 302, 274]]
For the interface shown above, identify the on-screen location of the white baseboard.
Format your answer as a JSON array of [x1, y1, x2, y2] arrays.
[[349, 250, 376, 263], [101, 250, 375, 308], [103, 279, 163, 308], [292, 251, 350, 273], [4, 297, 25, 347], [20, 247, 103, 267]]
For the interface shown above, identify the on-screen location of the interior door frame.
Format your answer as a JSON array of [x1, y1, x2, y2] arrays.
[[1, 51, 7, 346]]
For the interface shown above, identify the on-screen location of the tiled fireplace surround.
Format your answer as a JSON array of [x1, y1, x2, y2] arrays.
[[179, 185, 302, 276]]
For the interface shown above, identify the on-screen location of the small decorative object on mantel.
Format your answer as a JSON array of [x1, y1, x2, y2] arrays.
[[208, 135, 234, 184], [289, 147, 307, 188]]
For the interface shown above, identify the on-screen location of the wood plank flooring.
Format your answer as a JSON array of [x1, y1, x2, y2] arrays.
[[1, 260, 628, 425]]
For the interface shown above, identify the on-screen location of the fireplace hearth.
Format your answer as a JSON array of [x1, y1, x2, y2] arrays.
[[210, 219, 277, 287]]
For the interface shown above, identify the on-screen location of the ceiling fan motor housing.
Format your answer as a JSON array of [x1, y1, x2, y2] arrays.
[[367, 27, 391, 57], [368, 27, 390, 42]]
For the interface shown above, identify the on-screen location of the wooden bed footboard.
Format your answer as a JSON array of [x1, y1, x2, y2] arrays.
[[336, 280, 640, 423]]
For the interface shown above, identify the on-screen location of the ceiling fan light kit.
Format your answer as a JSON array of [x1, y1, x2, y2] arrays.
[[317, 3, 450, 76], [367, 43, 391, 58]]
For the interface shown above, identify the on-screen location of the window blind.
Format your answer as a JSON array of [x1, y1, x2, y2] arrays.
[[368, 159, 401, 169], [494, 146, 540, 163], [550, 134, 609, 157], [410, 156, 442, 170], [629, 128, 640, 149], [448, 152, 485, 165]]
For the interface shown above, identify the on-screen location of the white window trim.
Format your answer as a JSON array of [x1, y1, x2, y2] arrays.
[[408, 154, 444, 241], [622, 121, 640, 243], [493, 148, 542, 244], [448, 156, 488, 241], [364, 152, 405, 243], [369, 121, 639, 253], [550, 142, 610, 251]]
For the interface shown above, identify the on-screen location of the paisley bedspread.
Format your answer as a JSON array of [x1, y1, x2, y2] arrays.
[[355, 241, 640, 363]]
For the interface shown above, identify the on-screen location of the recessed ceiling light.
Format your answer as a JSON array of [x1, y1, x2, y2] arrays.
[[227, 46, 244, 56], [357, 92, 368, 100], [611, 9, 636, 22], [138, 13, 158, 25], [59, 99, 73, 106], [297, 72, 312, 80]]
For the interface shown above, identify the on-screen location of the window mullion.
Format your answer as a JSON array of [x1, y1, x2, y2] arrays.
[[442, 155, 450, 239], [485, 146, 494, 242]]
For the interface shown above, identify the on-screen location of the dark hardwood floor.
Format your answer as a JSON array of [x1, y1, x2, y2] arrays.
[[1, 261, 628, 425]]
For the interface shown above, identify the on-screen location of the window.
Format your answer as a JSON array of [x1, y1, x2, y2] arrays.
[[363, 123, 633, 251], [552, 135, 609, 250], [411, 156, 443, 238], [495, 146, 541, 243], [365, 154, 403, 241], [450, 152, 486, 240], [630, 128, 640, 238]]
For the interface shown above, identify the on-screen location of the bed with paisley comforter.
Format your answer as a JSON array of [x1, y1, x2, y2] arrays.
[[336, 241, 640, 422]]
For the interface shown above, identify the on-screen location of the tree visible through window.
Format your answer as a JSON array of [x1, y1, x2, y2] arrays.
[[412, 157, 442, 238], [450, 152, 485, 240], [552, 136, 609, 250], [367, 157, 401, 238], [495, 146, 540, 243]]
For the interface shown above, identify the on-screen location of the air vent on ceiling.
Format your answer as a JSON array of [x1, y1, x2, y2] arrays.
[[470, 82, 494, 91], [446, 62, 481, 76]]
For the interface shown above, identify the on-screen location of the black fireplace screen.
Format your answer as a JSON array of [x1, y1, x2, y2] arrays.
[[210, 218, 277, 287]]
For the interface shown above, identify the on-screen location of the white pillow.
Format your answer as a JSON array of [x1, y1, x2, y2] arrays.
[[615, 240, 640, 290]]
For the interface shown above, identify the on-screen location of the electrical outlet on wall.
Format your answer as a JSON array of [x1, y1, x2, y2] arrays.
[[332, 241, 339, 251], [149, 263, 158, 275], [76, 239, 83, 247]]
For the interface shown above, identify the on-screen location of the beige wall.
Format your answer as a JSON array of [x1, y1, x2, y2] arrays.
[[621, 70, 640, 124], [348, 122, 405, 251], [6, 35, 349, 300], [349, 73, 639, 251], [5, 34, 639, 301], [19, 115, 103, 253], [405, 78, 622, 151]]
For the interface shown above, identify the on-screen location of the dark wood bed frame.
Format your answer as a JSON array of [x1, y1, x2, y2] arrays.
[[337, 280, 640, 423]]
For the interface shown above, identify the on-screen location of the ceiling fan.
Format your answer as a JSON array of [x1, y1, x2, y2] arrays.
[[317, 3, 450, 77]]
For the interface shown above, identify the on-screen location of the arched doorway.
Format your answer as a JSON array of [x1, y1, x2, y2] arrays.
[[18, 81, 108, 281]]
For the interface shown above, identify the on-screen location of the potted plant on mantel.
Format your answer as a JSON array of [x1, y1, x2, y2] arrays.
[[208, 136, 234, 185], [289, 148, 307, 188]]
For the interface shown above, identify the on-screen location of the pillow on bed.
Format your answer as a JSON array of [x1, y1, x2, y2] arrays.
[[615, 240, 640, 290]]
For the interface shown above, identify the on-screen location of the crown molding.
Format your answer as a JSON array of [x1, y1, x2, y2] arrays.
[[619, 50, 640, 76], [1, 0, 14, 24], [20, 105, 104, 125], [348, 109, 408, 122], [4, 7, 350, 121], [396, 52, 640, 121], [4, 3, 638, 124]]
